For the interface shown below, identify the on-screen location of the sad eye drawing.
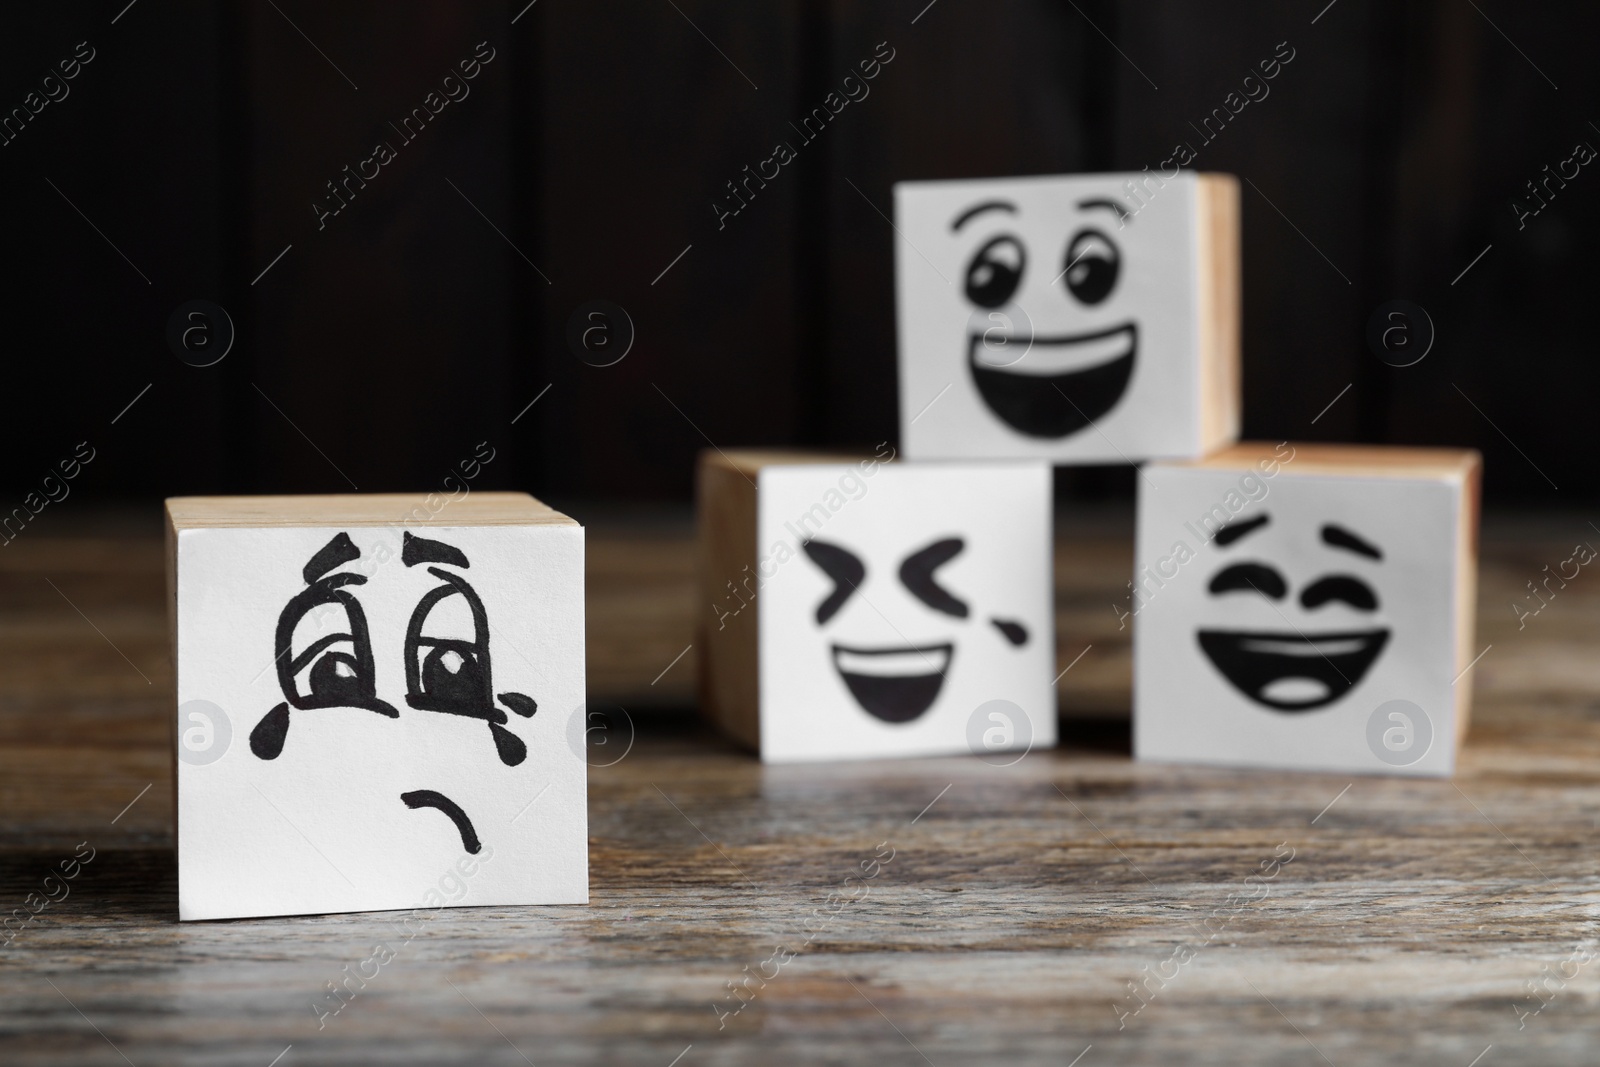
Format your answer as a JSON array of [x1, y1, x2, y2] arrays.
[[954, 196, 1137, 439], [257, 530, 397, 738], [1197, 514, 1391, 712], [247, 531, 539, 853], [399, 532, 538, 765], [803, 536, 1030, 724]]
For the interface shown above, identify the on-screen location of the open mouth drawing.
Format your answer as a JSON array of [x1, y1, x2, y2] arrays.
[[830, 642, 953, 724], [968, 321, 1137, 438], [1197, 628, 1391, 712]]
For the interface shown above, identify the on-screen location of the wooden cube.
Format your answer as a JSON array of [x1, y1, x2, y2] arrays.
[[895, 170, 1240, 463], [1133, 444, 1482, 775], [165, 493, 587, 920], [697, 450, 1056, 763]]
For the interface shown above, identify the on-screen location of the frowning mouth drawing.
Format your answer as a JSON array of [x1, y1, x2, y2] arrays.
[[401, 788, 482, 854], [1196, 628, 1390, 711], [968, 321, 1137, 438], [830, 642, 953, 724]]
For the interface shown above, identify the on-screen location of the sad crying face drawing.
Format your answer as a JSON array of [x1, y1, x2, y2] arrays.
[[247, 530, 538, 854], [801, 536, 1031, 723], [1198, 514, 1390, 712]]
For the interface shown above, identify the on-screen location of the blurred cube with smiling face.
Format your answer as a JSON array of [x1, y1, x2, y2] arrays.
[[697, 450, 1055, 763], [894, 171, 1240, 464], [1133, 444, 1482, 776]]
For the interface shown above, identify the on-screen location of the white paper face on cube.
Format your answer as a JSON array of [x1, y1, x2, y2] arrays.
[[175, 524, 587, 920], [895, 172, 1202, 461], [1134, 468, 1460, 775], [757, 463, 1055, 763]]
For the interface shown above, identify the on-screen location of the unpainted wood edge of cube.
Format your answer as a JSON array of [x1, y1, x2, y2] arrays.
[[1454, 451, 1484, 752], [1153, 441, 1482, 480], [1196, 172, 1242, 454], [698, 448, 872, 475], [163, 491, 576, 528], [696, 452, 761, 752]]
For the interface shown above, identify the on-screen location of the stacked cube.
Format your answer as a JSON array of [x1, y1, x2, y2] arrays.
[[699, 170, 1480, 775]]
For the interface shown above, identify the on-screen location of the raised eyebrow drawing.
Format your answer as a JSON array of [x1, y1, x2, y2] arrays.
[[951, 199, 1018, 231], [1214, 514, 1270, 546], [1077, 197, 1131, 222], [251, 531, 397, 761], [303, 530, 361, 583], [403, 548, 537, 767], [402, 531, 470, 569], [1322, 524, 1383, 561], [899, 538, 968, 617], [802, 539, 865, 624]]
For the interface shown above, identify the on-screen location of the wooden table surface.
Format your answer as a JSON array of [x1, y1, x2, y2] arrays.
[[2, 507, 1598, 1066]]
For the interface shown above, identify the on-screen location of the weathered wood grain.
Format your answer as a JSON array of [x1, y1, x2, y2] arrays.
[[2, 512, 1599, 1066]]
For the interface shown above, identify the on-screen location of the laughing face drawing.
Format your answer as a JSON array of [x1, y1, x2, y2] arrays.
[[1198, 514, 1390, 712], [801, 536, 1030, 723], [247, 530, 537, 855], [953, 195, 1136, 437]]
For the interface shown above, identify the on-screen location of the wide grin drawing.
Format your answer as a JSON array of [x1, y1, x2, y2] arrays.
[[802, 536, 1029, 724], [1197, 514, 1390, 712], [829, 641, 954, 724], [954, 195, 1137, 438]]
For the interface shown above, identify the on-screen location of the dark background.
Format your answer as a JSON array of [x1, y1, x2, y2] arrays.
[[1, 0, 1591, 513]]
